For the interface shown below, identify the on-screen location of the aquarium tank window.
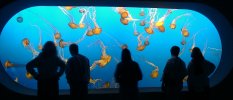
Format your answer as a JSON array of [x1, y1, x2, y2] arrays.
[[0, 6, 222, 94]]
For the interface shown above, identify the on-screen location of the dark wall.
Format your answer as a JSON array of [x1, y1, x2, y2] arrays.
[[0, 0, 232, 99]]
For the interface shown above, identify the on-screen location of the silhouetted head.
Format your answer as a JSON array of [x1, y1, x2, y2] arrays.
[[42, 41, 57, 57], [191, 47, 204, 60], [170, 46, 180, 57], [69, 44, 79, 56], [121, 48, 132, 62]]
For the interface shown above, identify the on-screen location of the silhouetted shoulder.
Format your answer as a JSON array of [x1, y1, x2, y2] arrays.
[[204, 60, 216, 76]]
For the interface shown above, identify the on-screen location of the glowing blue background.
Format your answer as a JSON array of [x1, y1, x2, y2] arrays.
[[0, 6, 221, 90]]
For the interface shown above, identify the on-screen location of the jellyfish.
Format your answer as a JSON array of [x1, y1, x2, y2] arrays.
[[189, 28, 207, 52], [181, 37, 186, 45], [26, 72, 33, 79], [102, 82, 111, 88], [133, 21, 140, 36], [137, 34, 146, 51], [79, 8, 86, 13], [22, 38, 39, 58], [16, 16, 23, 23], [99, 40, 111, 67], [155, 9, 173, 27], [140, 20, 146, 26], [157, 25, 165, 32], [115, 7, 127, 15], [32, 25, 43, 50], [58, 6, 79, 29], [170, 13, 191, 29], [144, 59, 159, 78], [120, 18, 129, 25], [121, 11, 129, 18], [89, 7, 102, 34], [105, 32, 127, 50], [58, 39, 71, 48], [78, 8, 88, 28], [139, 8, 145, 16], [74, 29, 88, 44], [178, 44, 186, 57], [181, 26, 189, 37], [64, 6, 75, 10], [89, 77, 102, 86], [144, 36, 150, 46], [144, 8, 157, 34], [4, 60, 25, 68], [207, 47, 222, 57]]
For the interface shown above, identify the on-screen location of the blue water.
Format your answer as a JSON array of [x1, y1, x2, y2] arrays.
[[0, 6, 222, 90]]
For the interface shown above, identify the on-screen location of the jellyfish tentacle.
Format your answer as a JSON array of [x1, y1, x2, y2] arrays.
[[31, 24, 42, 50]]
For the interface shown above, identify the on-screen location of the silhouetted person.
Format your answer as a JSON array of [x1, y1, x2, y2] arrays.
[[161, 46, 187, 100], [187, 47, 216, 100], [26, 41, 65, 96], [65, 44, 90, 99], [114, 48, 142, 100]]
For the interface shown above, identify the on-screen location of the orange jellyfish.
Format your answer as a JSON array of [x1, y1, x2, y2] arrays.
[[155, 9, 173, 27], [78, 8, 88, 28], [22, 38, 30, 47], [139, 8, 145, 16], [121, 11, 128, 18], [145, 8, 157, 34], [89, 7, 102, 34], [170, 13, 191, 29], [133, 21, 140, 36], [115, 7, 127, 14], [157, 25, 165, 32], [4, 60, 25, 68], [120, 18, 129, 25], [58, 6, 79, 29], [64, 6, 75, 10], [103, 82, 111, 88], [26, 72, 33, 79], [32, 25, 43, 50], [22, 38, 39, 58], [189, 29, 207, 52], [99, 40, 111, 67], [59, 39, 71, 48], [144, 36, 150, 46], [89, 77, 102, 86], [181, 37, 186, 45], [121, 44, 128, 50], [144, 59, 159, 78], [181, 27, 189, 37], [137, 34, 146, 51], [140, 20, 146, 26]]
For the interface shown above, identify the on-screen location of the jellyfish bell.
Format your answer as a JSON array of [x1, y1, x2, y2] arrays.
[[16, 16, 23, 23], [79, 8, 85, 13], [120, 18, 129, 25], [158, 25, 165, 32], [182, 28, 189, 37], [181, 40, 186, 45], [97, 60, 107, 67], [103, 82, 110, 88], [144, 40, 149, 46], [64, 6, 73, 10], [155, 21, 164, 27], [170, 23, 176, 29], [92, 27, 102, 35], [144, 27, 154, 34], [54, 32, 61, 39], [87, 30, 94, 36], [38, 45, 43, 50], [139, 11, 145, 16], [25, 72, 33, 79], [101, 55, 111, 63], [79, 23, 85, 28], [121, 11, 128, 18], [140, 20, 146, 26], [137, 45, 146, 51], [151, 70, 159, 78], [59, 39, 65, 48], [4, 60, 14, 68], [22, 38, 30, 47], [68, 22, 79, 29]]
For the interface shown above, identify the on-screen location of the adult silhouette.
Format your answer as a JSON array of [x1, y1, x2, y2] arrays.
[[187, 47, 216, 99], [26, 41, 65, 96], [65, 44, 90, 99], [114, 48, 142, 100], [161, 46, 187, 100]]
